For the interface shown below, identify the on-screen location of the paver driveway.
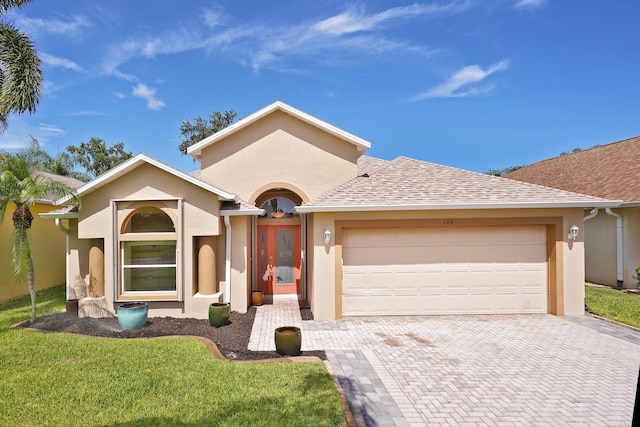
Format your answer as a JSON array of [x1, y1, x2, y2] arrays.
[[249, 301, 640, 426]]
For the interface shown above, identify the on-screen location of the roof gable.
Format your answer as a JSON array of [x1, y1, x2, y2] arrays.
[[57, 153, 235, 204], [187, 101, 371, 159], [505, 136, 640, 202], [298, 156, 618, 212]]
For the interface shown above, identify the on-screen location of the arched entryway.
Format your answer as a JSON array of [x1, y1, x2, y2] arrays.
[[255, 190, 303, 296]]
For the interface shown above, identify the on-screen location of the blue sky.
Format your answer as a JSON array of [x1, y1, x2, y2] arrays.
[[2, 0, 639, 174]]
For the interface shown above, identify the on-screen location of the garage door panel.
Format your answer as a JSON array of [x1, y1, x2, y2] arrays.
[[342, 226, 547, 316]]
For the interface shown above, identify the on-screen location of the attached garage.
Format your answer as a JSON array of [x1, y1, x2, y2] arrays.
[[341, 225, 548, 316]]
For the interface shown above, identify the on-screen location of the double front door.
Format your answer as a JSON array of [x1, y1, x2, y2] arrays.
[[257, 225, 301, 294]]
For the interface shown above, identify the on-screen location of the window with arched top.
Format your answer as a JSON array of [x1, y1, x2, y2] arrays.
[[123, 206, 175, 233], [118, 203, 178, 300], [259, 197, 296, 219]]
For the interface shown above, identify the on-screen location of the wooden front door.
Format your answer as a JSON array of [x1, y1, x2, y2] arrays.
[[257, 225, 301, 294]]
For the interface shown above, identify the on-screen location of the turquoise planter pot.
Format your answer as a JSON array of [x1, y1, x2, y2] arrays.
[[117, 302, 149, 331], [209, 302, 230, 327]]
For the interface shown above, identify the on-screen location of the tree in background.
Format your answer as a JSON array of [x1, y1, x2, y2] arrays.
[[178, 109, 237, 156], [0, 152, 80, 321], [66, 137, 132, 178], [0, 0, 43, 132], [486, 165, 525, 177], [15, 137, 91, 181]]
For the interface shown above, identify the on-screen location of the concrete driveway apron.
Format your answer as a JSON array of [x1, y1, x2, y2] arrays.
[[249, 301, 640, 427]]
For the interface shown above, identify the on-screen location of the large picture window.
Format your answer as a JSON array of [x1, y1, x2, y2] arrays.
[[122, 241, 176, 292], [118, 204, 178, 300]]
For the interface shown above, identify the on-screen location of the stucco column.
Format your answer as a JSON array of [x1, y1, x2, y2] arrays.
[[198, 236, 217, 295], [88, 239, 104, 297]]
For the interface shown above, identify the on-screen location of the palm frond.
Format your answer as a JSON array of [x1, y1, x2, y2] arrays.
[[0, 22, 43, 131], [0, 1, 35, 14]]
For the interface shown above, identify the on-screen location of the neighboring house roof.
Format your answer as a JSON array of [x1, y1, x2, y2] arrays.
[[56, 153, 236, 204], [505, 136, 640, 203], [187, 100, 372, 159], [297, 156, 618, 213], [34, 171, 85, 190], [30, 171, 85, 204]]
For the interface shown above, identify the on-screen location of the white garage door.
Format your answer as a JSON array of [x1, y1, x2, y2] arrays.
[[342, 225, 547, 316]]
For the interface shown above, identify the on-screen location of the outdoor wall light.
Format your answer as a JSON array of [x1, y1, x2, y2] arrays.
[[568, 225, 579, 240], [324, 229, 332, 245]]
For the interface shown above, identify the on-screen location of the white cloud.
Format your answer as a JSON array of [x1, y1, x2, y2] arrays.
[[515, 0, 548, 9], [0, 119, 66, 150], [132, 83, 166, 111], [41, 53, 82, 71], [38, 123, 66, 137], [102, 2, 466, 78], [113, 92, 126, 100], [102, 29, 206, 80], [312, 3, 461, 36], [412, 60, 510, 100], [13, 14, 90, 35], [203, 7, 226, 28]]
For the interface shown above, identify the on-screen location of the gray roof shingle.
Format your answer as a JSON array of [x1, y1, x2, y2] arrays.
[[298, 156, 617, 212]]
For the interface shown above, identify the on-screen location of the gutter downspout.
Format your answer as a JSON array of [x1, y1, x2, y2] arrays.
[[605, 208, 624, 288], [224, 215, 231, 304], [54, 219, 70, 298], [583, 208, 599, 222]]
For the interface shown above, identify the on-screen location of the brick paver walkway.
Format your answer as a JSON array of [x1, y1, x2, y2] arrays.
[[249, 298, 640, 426]]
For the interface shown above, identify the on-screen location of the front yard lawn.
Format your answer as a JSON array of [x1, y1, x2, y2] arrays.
[[585, 286, 640, 329], [0, 286, 347, 426]]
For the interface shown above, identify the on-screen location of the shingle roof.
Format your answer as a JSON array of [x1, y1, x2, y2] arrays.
[[34, 171, 85, 189], [297, 156, 617, 212], [32, 171, 85, 203], [357, 155, 390, 176], [505, 136, 640, 202]]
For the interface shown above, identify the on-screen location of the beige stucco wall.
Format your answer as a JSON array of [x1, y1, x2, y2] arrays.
[[71, 163, 224, 318], [309, 208, 586, 320], [199, 110, 359, 203], [624, 207, 640, 287], [0, 203, 67, 302], [584, 213, 617, 286], [583, 207, 640, 289], [229, 216, 250, 313]]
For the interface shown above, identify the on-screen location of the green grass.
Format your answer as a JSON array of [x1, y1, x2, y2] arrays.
[[585, 286, 640, 329], [0, 286, 347, 426]]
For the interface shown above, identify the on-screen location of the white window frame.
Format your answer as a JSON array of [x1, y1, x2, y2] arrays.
[[120, 240, 177, 295], [114, 199, 183, 302]]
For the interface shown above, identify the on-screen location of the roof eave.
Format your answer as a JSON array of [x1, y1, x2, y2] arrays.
[[221, 208, 266, 217], [55, 153, 236, 204], [39, 212, 79, 219], [295, 200, 622, 213], [187, 101, 371, 159], [619, 201, 640, 207]]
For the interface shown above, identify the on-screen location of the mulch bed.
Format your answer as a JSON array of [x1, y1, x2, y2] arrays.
[[16, 306, 326, 361]]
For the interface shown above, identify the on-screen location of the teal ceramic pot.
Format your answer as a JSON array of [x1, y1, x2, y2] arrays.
[[274, 326, 302, 356], [117, 302, 149, 330], [209, 302, 230, 327]]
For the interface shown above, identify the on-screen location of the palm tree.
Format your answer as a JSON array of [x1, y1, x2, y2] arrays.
[[0, 153, 80, 322], [0, 0, 43, 132]]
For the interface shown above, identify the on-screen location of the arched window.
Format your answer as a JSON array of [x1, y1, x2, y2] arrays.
[[259, 197, 296, 219], [124, 207, 175, 233], [119, 205, 178, 299]]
